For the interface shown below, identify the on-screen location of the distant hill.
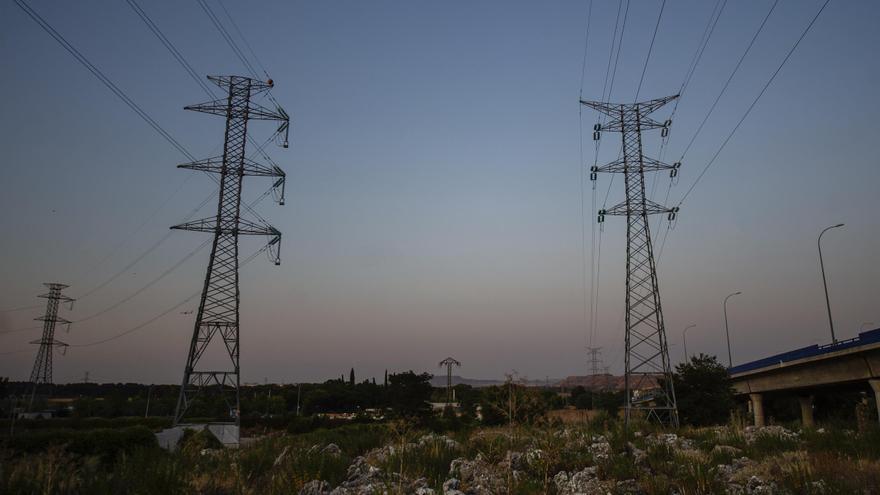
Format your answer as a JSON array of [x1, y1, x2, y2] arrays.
[[557, 374, 659, 391], [428, 375, 561, 388]]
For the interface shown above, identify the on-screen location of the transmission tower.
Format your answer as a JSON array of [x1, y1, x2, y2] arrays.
[[581, 95, 680, 428], [438, 357, 461, 405], [602, 366, 612, 391], [586, 346, 602, 390], [28, 283, 74, 410], [171, 75, 289, 440]]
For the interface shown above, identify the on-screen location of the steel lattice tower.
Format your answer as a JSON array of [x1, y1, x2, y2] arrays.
[[28, 283, 74, 410], [172, 75, 288, 436], [438, 357, 461, 405], [586, 346, 602, 389], [581, 95, 680, 428]]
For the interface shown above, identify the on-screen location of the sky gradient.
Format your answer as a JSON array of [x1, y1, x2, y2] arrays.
[[1, 0, 878, 385]]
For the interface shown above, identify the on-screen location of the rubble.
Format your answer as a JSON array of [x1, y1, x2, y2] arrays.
[[553, 467, 608, 495], [588, 438, 612, 461], [299, 480, 330, 495], [448, 457, 506, 494], [742, 425, 799, 444]]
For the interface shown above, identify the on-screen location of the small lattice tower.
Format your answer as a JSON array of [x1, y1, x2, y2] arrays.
[[28, 283, 74, 410], [438, 357, 461, 405]]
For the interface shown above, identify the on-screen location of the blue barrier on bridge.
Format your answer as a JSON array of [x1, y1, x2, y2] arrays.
[[728, 328, 880, 375]]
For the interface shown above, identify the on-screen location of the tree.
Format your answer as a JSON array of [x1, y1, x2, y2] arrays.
[[480, 374, 550, 426], [387, 371, 433, 417], [349, 368, 355, 386], [673, 354, 735, 426]]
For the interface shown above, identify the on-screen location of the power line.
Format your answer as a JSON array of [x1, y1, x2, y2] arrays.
[[13, 0, 281, 310], [14, 0, 273, 226], [126, 0, 215, 96], [634, 0, 667, 102], [125, 0, 283, 167], [675, 0, 832, 207], [76, 189, 216, 300], [587, 0, 628, 352], [0, 304, 42, 314], [677, 0, 780, 162], [647, 0, 727, 247], [14, 0, 192, 159], [0, 326, 42, 336], [196, 0, 260, 79], [68, 181, 280, 328], [215, 0, 271, 78], [577, 0, 594, 100], [74, 238, 212, 324], [67, 242, 273, 348], [652, 0, 779, 262], [578, 0, 593, 349]]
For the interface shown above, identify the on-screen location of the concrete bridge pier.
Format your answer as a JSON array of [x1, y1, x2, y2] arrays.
[[750, 393, 765, 427], [798, 395, 815, 428], [870, 379, 880, 424]]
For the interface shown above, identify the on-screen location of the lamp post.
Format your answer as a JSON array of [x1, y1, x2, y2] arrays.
[[818, 223, 844, 343], [724, 291, 742, 367], [682, 324, 696, 362]]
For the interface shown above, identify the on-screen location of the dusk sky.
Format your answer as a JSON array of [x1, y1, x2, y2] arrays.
[[1, 0, 878, 385]]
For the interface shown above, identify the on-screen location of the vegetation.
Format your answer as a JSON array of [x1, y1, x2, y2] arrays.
[[3, 369, 880, 493], [1, 417, 880, 494], [673, 354, 736, 426]]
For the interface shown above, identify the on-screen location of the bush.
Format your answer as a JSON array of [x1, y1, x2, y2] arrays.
[[0, 416, 172, 433], [1, 425, 157, 459], [673, 354, 735, 426]]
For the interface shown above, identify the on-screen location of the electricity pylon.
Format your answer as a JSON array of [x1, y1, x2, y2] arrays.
[[28, 283, 74, 410], [581, 95, 680, 428], [172, 75, 288, 439], [438, 357, 461, 405], [586, 346, 602, 389]]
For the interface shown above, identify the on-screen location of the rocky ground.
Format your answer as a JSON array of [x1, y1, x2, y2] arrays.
[[293, 425, 877, 494]]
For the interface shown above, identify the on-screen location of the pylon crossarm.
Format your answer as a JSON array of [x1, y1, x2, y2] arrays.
[[579, 99, 620, 118], [171, 218, 280, 237], [635, 95, 679, 115], [593, 156, 677, 174], [207, 75, 273, 93], [602, 199, 673, 216], [185, 99, 287, 122], [178, 157, 285, 178], [34, 316, 71, 324], [245, 101, 289, 122], [37, 292, 74, 303]]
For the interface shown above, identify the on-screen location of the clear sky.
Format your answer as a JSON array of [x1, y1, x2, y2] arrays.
[[1, 0, 878, 385]]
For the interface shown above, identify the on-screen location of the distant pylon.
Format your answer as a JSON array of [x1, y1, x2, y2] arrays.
[[602, 366, 611, 391], [581, 95, 680, 428], [438, 357, 461, 405], [586, 346, 602, 389], [28, 283, 74, 410], [171, 75, 289, 439]]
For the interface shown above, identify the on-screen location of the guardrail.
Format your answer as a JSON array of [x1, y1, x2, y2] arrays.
[[728, 328, 880, 375]]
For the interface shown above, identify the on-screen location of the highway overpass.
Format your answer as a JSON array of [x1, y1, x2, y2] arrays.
[[728, 328, 880, 427]]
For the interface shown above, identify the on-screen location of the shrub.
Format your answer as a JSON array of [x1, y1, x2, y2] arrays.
[[2, 426, 157, 459]]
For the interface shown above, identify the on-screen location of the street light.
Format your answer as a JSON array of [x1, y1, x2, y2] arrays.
[[724, 291, 742, 367], [818, 223, 844, 343], [682, 324, 696, 362]]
